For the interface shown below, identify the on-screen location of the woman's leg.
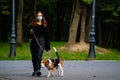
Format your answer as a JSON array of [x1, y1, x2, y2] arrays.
[[30, 40, 39, 76], [30, 37, 45, 76], [37, 36, 45, 70]]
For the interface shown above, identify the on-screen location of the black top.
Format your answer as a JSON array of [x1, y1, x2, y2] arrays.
[[28, 24, 50, 51]]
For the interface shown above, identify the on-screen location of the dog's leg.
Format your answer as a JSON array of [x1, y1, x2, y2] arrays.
[[56, 66, 60, 76], [47, 70, 51, 77], [51, 68, 55, 76], [59, 64, 63, 76]]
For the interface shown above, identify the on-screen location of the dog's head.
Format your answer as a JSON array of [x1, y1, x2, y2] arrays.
[[41, 60, 49, 67]]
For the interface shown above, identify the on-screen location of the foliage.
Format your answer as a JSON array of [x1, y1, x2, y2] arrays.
[[0, 0, 11, 15], [98, 0, 120, 23], [96, 0, 120, 49], [83, 0, 92, 4]]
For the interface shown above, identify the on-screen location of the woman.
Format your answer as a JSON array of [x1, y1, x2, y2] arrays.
[[28, 11, 50, 76]]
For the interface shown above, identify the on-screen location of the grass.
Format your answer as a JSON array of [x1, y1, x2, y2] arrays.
[[96, 49, 120, 60], [0, 42, 120, 60]]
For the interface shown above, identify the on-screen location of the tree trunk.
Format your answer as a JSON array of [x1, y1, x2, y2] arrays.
[[34, 0, 36, 15], [98, 18, 102, 46], [0, 15, 9, 42], [79, 4, 87, 43], [16, 0, 23, 46], [67, 0, 81, 45], [105, 30, 112, 48], [85, 5, 91, 43], [55, 0, 65, 41]]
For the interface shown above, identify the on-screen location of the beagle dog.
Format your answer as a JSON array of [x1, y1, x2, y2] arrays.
[[41, 47, 63, 77]]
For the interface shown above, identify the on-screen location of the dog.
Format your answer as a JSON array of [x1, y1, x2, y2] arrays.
[[41, 47, 63, 77]]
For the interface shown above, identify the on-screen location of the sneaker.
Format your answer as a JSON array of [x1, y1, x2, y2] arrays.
[[37, 71, 41, 76], [32, 72, 37, 76], [32, 71, 41, 76]]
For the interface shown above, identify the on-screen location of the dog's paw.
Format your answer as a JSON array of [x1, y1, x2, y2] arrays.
[[47, 75, 50, 77], [60, 74, 63, 77]]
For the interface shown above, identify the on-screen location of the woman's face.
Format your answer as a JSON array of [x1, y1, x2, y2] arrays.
[[37, 12, 43, 21], [37, 12, 43, 17]]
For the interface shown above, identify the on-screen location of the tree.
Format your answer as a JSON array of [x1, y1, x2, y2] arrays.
[[96, 0, 120, 49], [64, 0, 93, 51], [16, 0, 23, 46], [79, 3, 87, 43], [67, 0, 81, 45], [85, 5, 91, 43], [55, 0, 65, 41], [0, 0, 11, 42], [34, 0, 36, 15], [54, 0, 73, 41]]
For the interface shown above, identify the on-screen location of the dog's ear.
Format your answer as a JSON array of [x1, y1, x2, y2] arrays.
[[47, 60, 49, 63], [44, 60, 49, 66]]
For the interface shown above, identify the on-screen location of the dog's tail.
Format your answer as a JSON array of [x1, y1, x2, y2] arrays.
[[53, 47, 60, 59]]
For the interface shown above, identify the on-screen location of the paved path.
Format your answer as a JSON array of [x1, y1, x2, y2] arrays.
[[0, 60, 120, 80]]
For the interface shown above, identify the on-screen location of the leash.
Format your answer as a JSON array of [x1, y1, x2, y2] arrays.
[[32, 31, 44, 51]]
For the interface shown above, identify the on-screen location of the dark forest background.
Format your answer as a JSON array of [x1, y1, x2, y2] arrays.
[[0, 0, 120, 50]]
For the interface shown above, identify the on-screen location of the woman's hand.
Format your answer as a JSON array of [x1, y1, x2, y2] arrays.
[[30, 29, 33, 34]]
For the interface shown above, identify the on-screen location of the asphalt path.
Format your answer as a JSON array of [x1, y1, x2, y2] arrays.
[[0, 60, 120, 80]]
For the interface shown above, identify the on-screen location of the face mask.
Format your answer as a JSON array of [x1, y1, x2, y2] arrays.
[[37, 16, 43, 21]]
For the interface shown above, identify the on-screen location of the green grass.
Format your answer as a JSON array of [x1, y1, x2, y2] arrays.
[[0, 42, 120, 60], [96, 49, 120, 60]]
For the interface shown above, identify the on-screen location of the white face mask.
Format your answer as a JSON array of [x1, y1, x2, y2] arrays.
[[37, 16, 43, 21]]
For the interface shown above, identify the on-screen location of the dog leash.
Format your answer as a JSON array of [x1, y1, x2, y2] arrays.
[[32, 31, 44, 51]]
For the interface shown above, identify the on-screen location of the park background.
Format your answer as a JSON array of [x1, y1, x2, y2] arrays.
[[0, 0, 120, 60]]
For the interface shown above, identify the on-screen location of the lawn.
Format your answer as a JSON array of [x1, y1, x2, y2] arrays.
[[0, 42, 120, 60]]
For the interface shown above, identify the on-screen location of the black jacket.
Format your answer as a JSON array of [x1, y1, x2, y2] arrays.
[[28, 24, 50, 51]]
